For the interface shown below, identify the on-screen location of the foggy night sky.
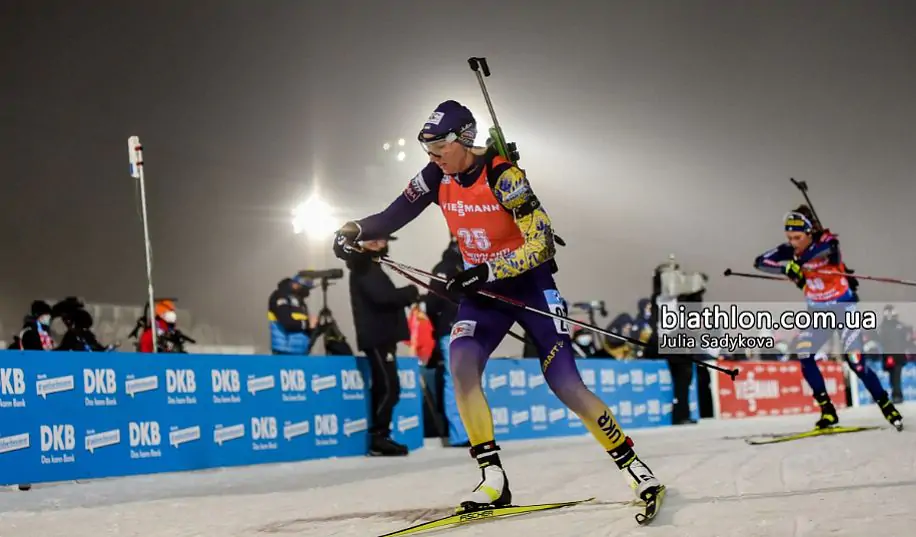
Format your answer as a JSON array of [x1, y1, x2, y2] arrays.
[[2, 1, 915, 353]]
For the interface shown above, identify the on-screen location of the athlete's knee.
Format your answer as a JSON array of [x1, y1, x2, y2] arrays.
[[449, 336, 484, 392], [545, 366, 589, 406]]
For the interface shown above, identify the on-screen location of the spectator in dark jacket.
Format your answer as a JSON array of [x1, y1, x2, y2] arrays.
[[348, 235, 418, 456], [426, 237, 462, 348], [268, 276, 315, 354], [879, 304, 911, 403], [9, 301, 55, 351], [57, 308, 107, 351]]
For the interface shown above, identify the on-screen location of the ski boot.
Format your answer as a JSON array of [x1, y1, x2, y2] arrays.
[[814, 392, 839, 430], [456, 441, 512, 513], [609, 437, 665, 525], [876, 395, 903, 431], [369, 433, 408, 456]]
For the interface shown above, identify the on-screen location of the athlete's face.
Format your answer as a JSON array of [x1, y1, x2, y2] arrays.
[[427, 141, 469, 175], [362, 239, 388, 252], [786, 231, 811, 253]]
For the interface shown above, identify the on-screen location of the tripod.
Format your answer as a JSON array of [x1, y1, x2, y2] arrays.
[[307, 277, 352, 355]]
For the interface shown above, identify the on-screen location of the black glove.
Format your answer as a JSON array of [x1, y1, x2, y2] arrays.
[[333, 221, 362, 261], [445, 263, 491, 297], [784, 260, 806, 290], [403, 285, 420, 304]]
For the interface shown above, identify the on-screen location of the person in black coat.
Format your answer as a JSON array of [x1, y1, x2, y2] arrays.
[[57, 308, 107, 351], [424, 236, 470, 446], [9, 301, 55, 350], [426, 237, 463, 352], [348, 235, 419, 456], [51, 297, 108, 352], [879, 304, 912, 404]]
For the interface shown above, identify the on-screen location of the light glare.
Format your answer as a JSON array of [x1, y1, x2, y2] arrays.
[[291, 193, 339, 240], [476, 120, 491, 146]]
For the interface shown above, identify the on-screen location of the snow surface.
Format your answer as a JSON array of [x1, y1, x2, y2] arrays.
[[3, 403, 915, 537]]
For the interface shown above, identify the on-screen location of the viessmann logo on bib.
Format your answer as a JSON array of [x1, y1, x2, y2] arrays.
[[442, 201, 502, 217]]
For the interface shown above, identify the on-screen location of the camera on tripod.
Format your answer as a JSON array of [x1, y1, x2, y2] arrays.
[[295, 268, 352, 355], [296, 269, 344, 282]]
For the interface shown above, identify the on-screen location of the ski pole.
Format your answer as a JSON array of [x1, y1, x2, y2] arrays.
[[725, 267, 916, 288], [826, 272, 916, 288], [379, 255, 738, 380], [379, 257, 530, 345], [723, 268, 787, 282]]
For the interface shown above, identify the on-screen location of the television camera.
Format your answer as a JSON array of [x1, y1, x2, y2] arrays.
[[294, 269, 353, 355], [570, 300, 608, 326], [50, 297, 118, 351]]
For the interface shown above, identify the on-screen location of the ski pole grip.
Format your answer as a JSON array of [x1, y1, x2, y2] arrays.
[[789, 177, 807, 191], [468, 57, 490, 76]]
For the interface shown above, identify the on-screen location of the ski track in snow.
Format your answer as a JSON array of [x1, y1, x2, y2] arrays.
[[2, 403, 915, 537]]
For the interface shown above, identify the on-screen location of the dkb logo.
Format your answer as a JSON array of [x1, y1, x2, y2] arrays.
[[166, 369, 196, 393], [0, 368, 25, 395], [398, 370, 417, 390], [129, 422, 161, 447], [341, 370, 365, 390], [211, 369, 240, 392], [314, 414, 338, 436], [252, 417, 278, 440], [280, 369, 306, 391], [40, 424, 76, 451], [84, 369, 116, 394]]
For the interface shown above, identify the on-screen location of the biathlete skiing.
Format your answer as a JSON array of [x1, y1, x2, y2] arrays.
[[332, 99, 664, 523], [753, 205, 903, 431]]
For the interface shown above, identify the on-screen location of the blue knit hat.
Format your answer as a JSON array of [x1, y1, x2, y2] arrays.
[[417, 100, 477, 146]]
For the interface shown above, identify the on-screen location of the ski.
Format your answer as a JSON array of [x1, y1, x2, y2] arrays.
[[376, 497, 595, 537], [635, 485, 666, 526], [745, 425, 882, 445]]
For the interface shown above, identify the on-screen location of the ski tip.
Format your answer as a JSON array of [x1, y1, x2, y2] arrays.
[[634, 485, 665, 526]]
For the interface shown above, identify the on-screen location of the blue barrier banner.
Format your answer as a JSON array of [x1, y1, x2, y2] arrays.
[[481, 358, 696, 442], [0, 351, 422, 486], [390, 359, 423, 450], [688, 363, 700, 421], [855, 360, 916, 405]]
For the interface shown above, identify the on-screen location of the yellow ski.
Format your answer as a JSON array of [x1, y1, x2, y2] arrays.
[[746, 425, 881, 445], [376, 497, 595, 537]]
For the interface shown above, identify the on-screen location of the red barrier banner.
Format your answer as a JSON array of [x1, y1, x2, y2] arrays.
[[716, 360, 848, 419]]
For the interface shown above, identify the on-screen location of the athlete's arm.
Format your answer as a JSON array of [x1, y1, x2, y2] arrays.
[[795, 233, 840, 266], [488, 164, 557, 279], [354, 162, 443, 240], [753, 243, 795, 275]]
